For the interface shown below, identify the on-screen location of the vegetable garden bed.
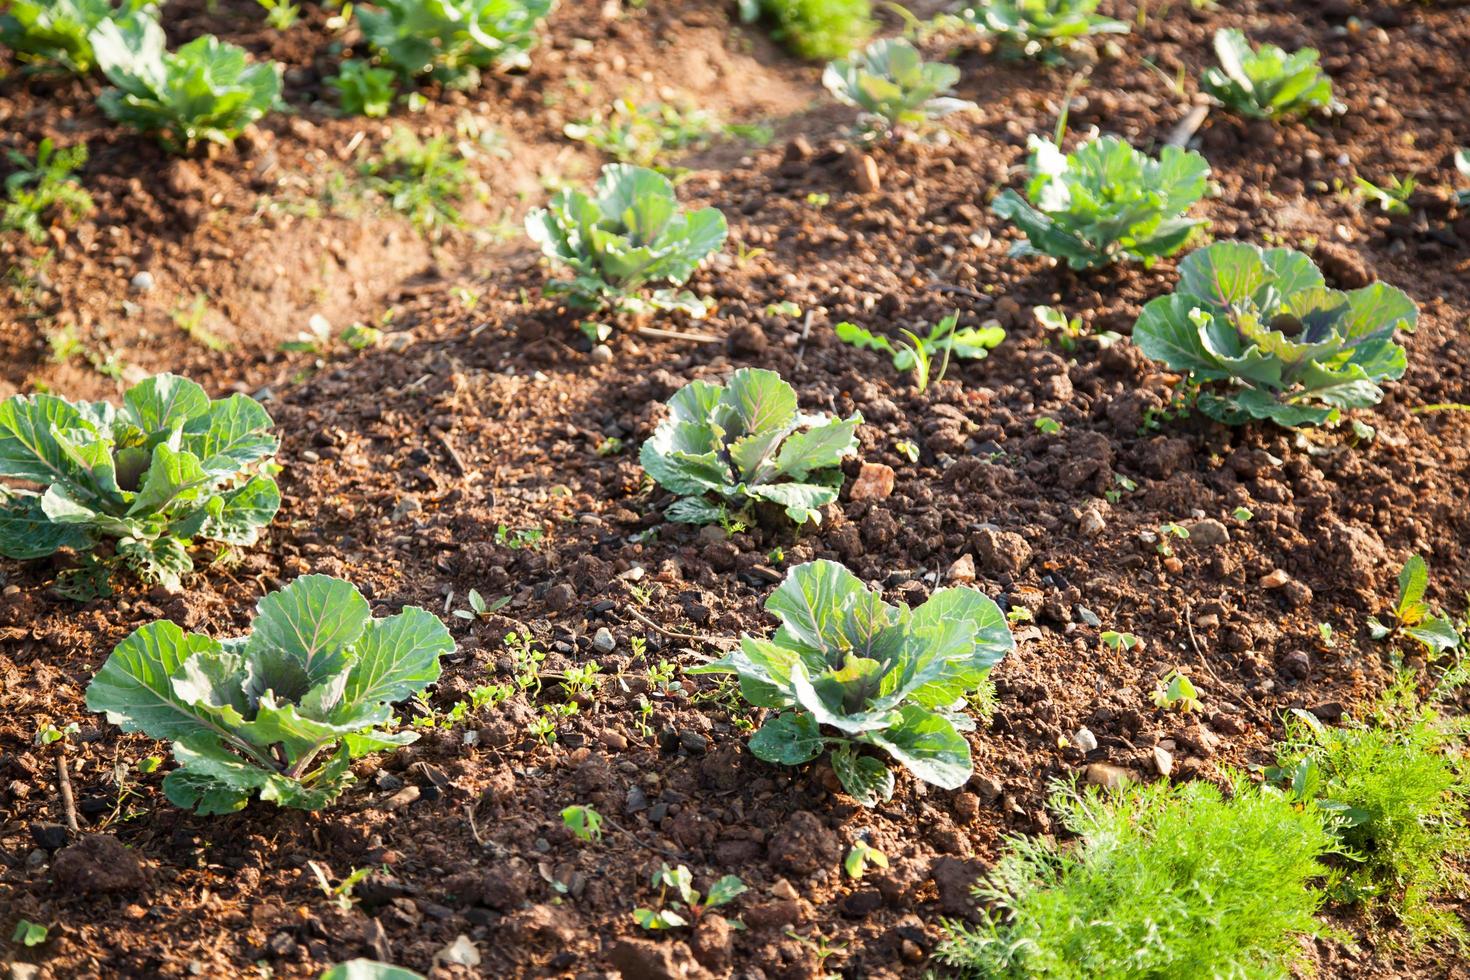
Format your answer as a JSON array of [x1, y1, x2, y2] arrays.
[[2, 1, 1470, 978]]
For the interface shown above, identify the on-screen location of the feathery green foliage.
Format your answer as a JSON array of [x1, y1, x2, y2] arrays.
[[1274, 684, 1470, 950], [936, 777, 1336, 977], [738, 0, 874, 61]]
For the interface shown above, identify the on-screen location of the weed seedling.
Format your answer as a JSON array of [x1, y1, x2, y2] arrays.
[[561, 804, 604, 842], [844, 838, 889, 879], [633, 864, 746, 930], [1152, 670, 1200, 712]]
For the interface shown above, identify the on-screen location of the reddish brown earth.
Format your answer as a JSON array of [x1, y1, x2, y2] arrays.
[[3, 1, 1470, 978]]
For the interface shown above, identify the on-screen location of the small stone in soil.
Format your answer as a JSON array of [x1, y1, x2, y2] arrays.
[[1151, 746, 1174, 777], [848, 461, 895, 501], [592, 627, 615, 653], [1073, 727, 1099, 753], [130, 270, 155, 292]]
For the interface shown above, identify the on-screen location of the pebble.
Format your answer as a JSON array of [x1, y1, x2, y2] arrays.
[[1078, 509, 1106, 536], [1073, 727, 1099, 753], [589, 344, 613, 364], [592, 627, 615, 653], [129, 270, 155, 292], [1084, 762, 1132, 790], [946, 554, 976, 584], [848, 461, 895, 501], [770, 878, 799, 901], [1151, 746, 1174, 777], [1261, 569, 1291, 589]]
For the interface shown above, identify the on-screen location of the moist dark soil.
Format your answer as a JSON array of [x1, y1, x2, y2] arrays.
[[3, 1, 1470, 978]]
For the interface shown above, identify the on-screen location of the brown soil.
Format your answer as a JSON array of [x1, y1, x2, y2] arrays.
[[3, 1, 1470, 978]]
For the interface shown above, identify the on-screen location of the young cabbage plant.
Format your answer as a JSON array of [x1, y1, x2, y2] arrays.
[[1202, 29, 1338, 121], [91, 17, 282, 151], [0, 0, 154, 74], [639, 368, 860, 526], [992, 135, 1210, 269], [356, 0, 553, 81], [525, 164, 728, 317], [963, 0, 1128, 59], [834, 313, 1004, 391], [822, 38, 975, 138], [1132, 241, 1417, 427], [692, 560, 1015, 807], [85, 575, 453, 814], [0, 374, 280, 592]]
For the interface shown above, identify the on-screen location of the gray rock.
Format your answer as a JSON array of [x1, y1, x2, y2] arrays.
[[592, 627, 615, 653], [129, 270, 155, 292]]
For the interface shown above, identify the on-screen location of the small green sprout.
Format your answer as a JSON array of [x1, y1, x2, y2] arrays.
[[11, 920, 47, 947], [895, 439, 920, 463], [1153, 671, 1200, 713], [1034, 417, 1062, 435], [561, 805, 604, 843], [34, 721, 79, 746], [453, 587, 511, 621], [844, 839, 889, 879], [1156, 522, 1190, 557], [1101, 631, 1140, 652], [1232, 506, 1254, 522], [1354, 174, 1416, 216]]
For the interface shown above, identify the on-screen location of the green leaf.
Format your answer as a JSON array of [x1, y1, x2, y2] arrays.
[[1406, 617, 1460, 656], [1396, 555, 1430, 622], [336, 606, 451, 719], [748, 711, 825, 765], [318, 961, 427, 980], [862, 704, 972, 790], [85, 620, 231, 742], [830, 744, 895, 807], [0, 490, 93, 558], [704, 875, 748, 908], [164, 735, 271, 814], [246, 575, 371, 689]]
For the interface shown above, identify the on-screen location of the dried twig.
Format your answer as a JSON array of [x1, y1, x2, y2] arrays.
[[56, 754, 79, 836], [1184, 602, 1227, 688], [635, 325, 720, 344], [1165, 105, 1211, 148], [431, 430, 469, 476], [620, 604, 735, 650]]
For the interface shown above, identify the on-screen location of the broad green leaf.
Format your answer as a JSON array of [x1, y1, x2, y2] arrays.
[[0, 491, 92, 558], [85, 620, 229, 742], [749, 711, 825, 765], [164, 735, 271, 814], [704, 875, 748, 908], [246, 574, 371, 687], [337, 606, 451, 716], [773, 415, 861, 481], [766, 559, 873, 655], [319, 961, 426, 980], [1406, 617, 1460, 655], [1397, 555, 1430, 621], [122, 373, 210, 433], [863, 704, 972, 790], [127, 442, 210, 517]]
